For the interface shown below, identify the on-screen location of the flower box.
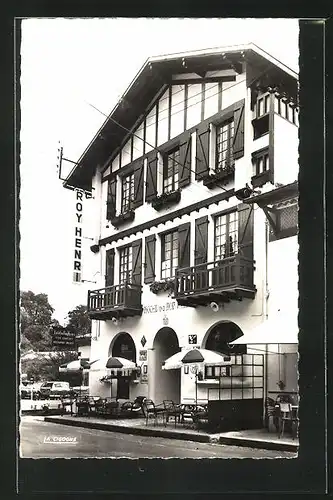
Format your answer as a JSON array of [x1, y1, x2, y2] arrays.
[[111, 210, 135, 228], [151, 190, 181, 211], [203, 165, 235, 188], [149, 279, 176, 296]]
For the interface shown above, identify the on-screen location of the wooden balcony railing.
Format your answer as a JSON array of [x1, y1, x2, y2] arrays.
[[88, 283, 142, 319], [174, 255, 255, 305]]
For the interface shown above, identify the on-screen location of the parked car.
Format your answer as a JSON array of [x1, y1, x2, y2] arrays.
[[39, 381, 71, 399]]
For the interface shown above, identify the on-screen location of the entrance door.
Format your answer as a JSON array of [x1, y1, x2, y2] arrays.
[[117, 377, 130, 399]]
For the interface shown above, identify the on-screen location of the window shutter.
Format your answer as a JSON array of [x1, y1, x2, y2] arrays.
[[237, 204, 254, 261], [133, 160, 144, 209], [179, 134, 191, 188], [195, 216, 208, 265], [106, 177, 117, 220], [144, 235, 156, 283], [131, 239, 142, 286], [178, 222, 191, 269], [105, 249, 115, 287], [195, 122, 210, 180], [145, 152, 158, 202], [233, 99, 245, 160]]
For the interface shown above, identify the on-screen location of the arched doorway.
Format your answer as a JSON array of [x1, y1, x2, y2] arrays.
[[109, 332, 136, 400], [203, 321, 246, 355], [152, 327, 180, 404]]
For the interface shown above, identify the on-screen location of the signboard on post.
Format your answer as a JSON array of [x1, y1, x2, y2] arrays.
[[51, 326, 76, 349]]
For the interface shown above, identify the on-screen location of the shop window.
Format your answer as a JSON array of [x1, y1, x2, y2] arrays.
[[161, 230, 178, 279], [121, 172, 135, 213], [119, 245, 132, 284], [163, 148, 180, 193], [205, 365, 231, 379], [215, 119, 234, 173], [214, 211, 238, 261]]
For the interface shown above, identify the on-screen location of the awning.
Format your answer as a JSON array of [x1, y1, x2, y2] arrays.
[[59, 358, 98, 373], [230, 315, 298, 345], [162, 348, 230, 370]]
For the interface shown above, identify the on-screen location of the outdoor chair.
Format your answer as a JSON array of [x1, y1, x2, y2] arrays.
[[143, 399, 166, 426], [163, 400, 182, 427], [60, 396, 75, 416], [265, 397, 278, 432], [278, 402, 298, 439]]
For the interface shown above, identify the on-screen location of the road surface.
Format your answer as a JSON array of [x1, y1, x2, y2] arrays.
[[20, 416, 295, 459]]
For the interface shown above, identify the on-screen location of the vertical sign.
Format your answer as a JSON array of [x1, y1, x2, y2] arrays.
[[73, 189, 92, 283]]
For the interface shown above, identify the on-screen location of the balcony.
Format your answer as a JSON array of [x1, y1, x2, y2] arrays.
[[174, 255, 256, 307], [88, 283, 143, 320]]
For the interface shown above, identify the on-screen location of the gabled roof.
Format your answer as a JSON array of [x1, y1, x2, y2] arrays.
[[65, 43, 298, 191]]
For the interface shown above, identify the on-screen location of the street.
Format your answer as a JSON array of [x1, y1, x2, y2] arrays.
[[20, 416, 295, 459]]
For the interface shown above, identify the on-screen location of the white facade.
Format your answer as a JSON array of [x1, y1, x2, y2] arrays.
[[67, 46, 299, 415]]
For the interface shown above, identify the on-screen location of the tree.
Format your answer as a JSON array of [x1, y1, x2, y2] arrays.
[[21, 351, 79, 382], [20, 291, 55, 352], [65, 305, 91, 336]]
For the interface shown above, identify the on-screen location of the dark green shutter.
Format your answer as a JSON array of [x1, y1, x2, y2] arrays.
[[233, 99, 245, 160], [144, 235, 156, 283], [105, 249, 115, 287], [195, 122, 210, 180], [178, 222, 191, 269], [195, 216, 208, 265], [179, 134, 191, 187], [145, 152, 158, 201], [133, 160, 144, 208], [131, 239, 142, 286], [237, 204, 254, 260], [106, 177, 117, 220]]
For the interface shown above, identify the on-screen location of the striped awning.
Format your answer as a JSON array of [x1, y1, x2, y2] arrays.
[[59, 358, 97, 373]]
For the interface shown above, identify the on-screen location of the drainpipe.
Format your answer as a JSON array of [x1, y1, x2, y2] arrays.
[[264, 219, 269, 418]]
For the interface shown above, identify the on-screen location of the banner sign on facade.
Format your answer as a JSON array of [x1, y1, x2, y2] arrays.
[[51, 326, 76, 349], [73, 188, 92, 283]]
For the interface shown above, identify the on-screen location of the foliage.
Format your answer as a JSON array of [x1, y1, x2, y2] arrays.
[[149, 279, 175, 296], [21, 351, 78, 382], [20, 291, 55, 352], [64, 305, 91, 336]]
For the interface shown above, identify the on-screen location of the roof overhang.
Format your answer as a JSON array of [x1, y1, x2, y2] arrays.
[[244, 181, 298, 207], [64, 43, 298, 191]]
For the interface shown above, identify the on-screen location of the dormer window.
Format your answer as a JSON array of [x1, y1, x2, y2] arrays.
[[121, 172, 135, 213], [163, 148, 180, 193]]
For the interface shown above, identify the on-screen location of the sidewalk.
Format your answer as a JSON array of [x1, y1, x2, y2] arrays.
[[44, 414, 298, 453]]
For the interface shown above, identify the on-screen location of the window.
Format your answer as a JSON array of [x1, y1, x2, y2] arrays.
[[119, 245, 132, 284], [163, 149, 179, 193], [161, 230, 178, 279], [256, 93, 270, 118], [252, 149, 269, 176], [205, 365, 231, 379], [215, 119, 234, 172], [214, 211, 238, 261], [121, 173, 135, 213]]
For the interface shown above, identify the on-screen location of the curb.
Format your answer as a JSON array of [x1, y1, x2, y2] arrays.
[[218, 436, 298, 453], [44, 416, 211, 443], [44, 416, 298, 452]]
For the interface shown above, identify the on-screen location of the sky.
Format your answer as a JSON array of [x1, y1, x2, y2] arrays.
[[19, 18, 299, 323]]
